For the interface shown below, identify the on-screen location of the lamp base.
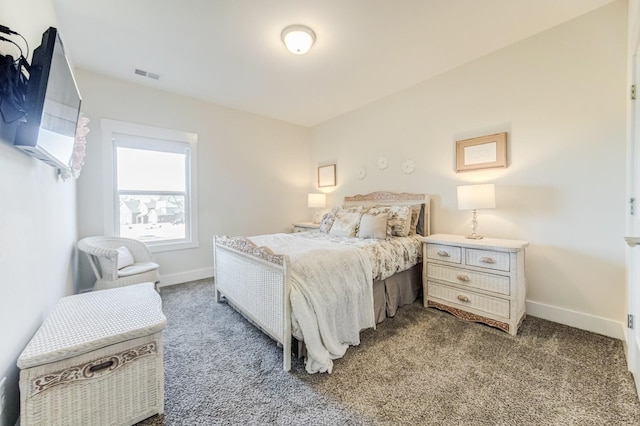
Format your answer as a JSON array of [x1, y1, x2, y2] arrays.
[[465, 233, 484, 240], [466, 209, 483, 239]]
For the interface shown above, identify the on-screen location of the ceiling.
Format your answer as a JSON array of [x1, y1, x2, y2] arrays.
[[54, 0, 615, 127]]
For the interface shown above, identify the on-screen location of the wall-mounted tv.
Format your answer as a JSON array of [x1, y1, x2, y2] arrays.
[[14, 27, 81, 171]]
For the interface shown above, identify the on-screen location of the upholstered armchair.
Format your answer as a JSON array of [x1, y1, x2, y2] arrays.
[[77, 236, 160, 291]]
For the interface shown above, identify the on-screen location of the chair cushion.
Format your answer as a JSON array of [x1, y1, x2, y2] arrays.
[[117, 261, 160, 277], [117, 246, 135, 269]]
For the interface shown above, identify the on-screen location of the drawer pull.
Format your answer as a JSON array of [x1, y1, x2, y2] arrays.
[[88, 360, 115, 373], [437, 251, 450, 257], [457, 294, 470, 303], [456, 274, 470, 282], [479, 256, 495, 264]]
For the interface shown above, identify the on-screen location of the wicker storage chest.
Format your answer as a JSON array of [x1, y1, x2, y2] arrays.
[[17, 283, 166, 426]]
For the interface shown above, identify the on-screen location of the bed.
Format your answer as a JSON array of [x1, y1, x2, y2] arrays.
[[213, 191, 431, 373]]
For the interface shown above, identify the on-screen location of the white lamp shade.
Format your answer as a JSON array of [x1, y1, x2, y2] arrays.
[[457, 184, 496, 210], [308, 193, 326, 208], [281, 25, 316, 55]]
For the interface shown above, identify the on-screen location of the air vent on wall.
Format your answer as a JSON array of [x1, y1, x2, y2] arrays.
[[134, 68, 160, 80]]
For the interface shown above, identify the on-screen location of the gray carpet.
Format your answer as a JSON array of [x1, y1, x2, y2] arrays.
[[139, 279, 640, 425]]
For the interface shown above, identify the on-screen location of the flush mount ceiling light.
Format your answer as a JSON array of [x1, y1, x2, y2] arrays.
[[281, 25, 316, 55]]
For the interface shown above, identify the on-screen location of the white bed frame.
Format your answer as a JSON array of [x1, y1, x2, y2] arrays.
[[213, 191, 431, 371]]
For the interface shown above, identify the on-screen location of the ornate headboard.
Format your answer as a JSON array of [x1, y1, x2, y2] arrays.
[[343, 191, 431, 236]]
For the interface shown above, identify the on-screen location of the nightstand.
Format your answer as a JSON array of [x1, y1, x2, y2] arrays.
[[422, 234, 528, 335], [292, 222, 320, 233]]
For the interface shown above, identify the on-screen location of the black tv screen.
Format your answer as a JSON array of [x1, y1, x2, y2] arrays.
[[14, 27, 82, 171]]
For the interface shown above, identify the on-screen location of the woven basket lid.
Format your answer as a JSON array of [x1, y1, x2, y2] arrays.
[[18, 282, 166, 369]]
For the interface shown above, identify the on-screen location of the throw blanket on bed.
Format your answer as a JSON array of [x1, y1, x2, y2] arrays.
[[249, 233, 374, 374]]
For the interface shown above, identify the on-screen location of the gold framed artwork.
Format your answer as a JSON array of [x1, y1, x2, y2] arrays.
[[318, 164, 336, 187], [456, 132, 507, 172]]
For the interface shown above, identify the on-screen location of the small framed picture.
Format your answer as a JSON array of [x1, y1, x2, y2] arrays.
[[456, 132, 507, 172], [318, 164, 336, 187]]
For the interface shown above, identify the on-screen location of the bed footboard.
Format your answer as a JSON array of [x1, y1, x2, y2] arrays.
[[213, 236, 291, 371]]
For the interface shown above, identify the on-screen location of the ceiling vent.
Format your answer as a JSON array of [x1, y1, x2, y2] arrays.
[[134, 68, 160, 80]]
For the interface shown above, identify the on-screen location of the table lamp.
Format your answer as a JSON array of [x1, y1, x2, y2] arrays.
[[308, 193, 326, 223], [457, 184, 495, 239]]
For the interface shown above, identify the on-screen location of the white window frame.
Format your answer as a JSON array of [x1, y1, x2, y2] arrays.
[[102, 119, 198, 253]]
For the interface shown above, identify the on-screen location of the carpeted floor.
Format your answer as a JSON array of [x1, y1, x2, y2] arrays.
[[138, 279, 640, 425]]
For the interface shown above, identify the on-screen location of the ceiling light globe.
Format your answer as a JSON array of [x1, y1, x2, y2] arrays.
[[281, 25, 316, 55]]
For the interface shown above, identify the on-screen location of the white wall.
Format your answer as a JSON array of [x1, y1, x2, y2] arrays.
[[0, 1, 77, 425], [311, 2, 628, 337], [75, 70, 311, 289], [630, 0, 640, 44]]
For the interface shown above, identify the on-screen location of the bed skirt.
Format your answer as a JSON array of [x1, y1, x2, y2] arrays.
[[373, 263, 422, 323]]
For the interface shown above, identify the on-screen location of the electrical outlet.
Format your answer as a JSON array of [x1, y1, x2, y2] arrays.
[[0, 376, 6, 419]]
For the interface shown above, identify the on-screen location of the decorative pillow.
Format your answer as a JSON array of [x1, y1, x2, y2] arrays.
[[408, 207, 420, 236], [415, 203, 425, 236], [318, 207, 339, 233], [329, 211, 361, 237], [390, 205, 412, 237], [369, 205, 411, 237], [342, 206, 364, 214], [117, 246, 135, 269], [367, 206, 392, 237], [357, 213, 388, 239], [318, 206, 364, 233]]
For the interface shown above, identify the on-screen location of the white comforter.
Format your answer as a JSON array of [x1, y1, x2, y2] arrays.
[[249, 233, 374, 374], [297, 232, 423, 281]]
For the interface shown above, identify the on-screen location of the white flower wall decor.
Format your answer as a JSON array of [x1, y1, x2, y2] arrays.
[[401, 159, 415, 174], [60, 114, 90, 181], [358, 167, 367, 180], [377, 156, 388, 170]]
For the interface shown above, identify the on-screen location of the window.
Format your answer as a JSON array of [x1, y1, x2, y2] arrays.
[[102, 120, 198, 252]]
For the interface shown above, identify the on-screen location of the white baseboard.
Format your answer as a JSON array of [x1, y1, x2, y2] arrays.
[[158, 267, 213, 288], [526, 299, 626, 341]]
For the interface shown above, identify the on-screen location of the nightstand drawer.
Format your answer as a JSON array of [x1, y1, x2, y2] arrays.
[[292, 223, 321, 233], [428, 282, 510, 318], [466, 249, 510, 272], [426, 264, 510, 296], [426, 244, 461, 264]]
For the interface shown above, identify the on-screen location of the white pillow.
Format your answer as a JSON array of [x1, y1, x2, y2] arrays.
[[329, 211, 361, 237], [117, 246, 135, 270], [357, 213, 388, 239]]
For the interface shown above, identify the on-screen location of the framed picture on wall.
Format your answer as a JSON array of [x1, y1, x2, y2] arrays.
[[318, 164, 336, 187], [456, 132, 507, 172]]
